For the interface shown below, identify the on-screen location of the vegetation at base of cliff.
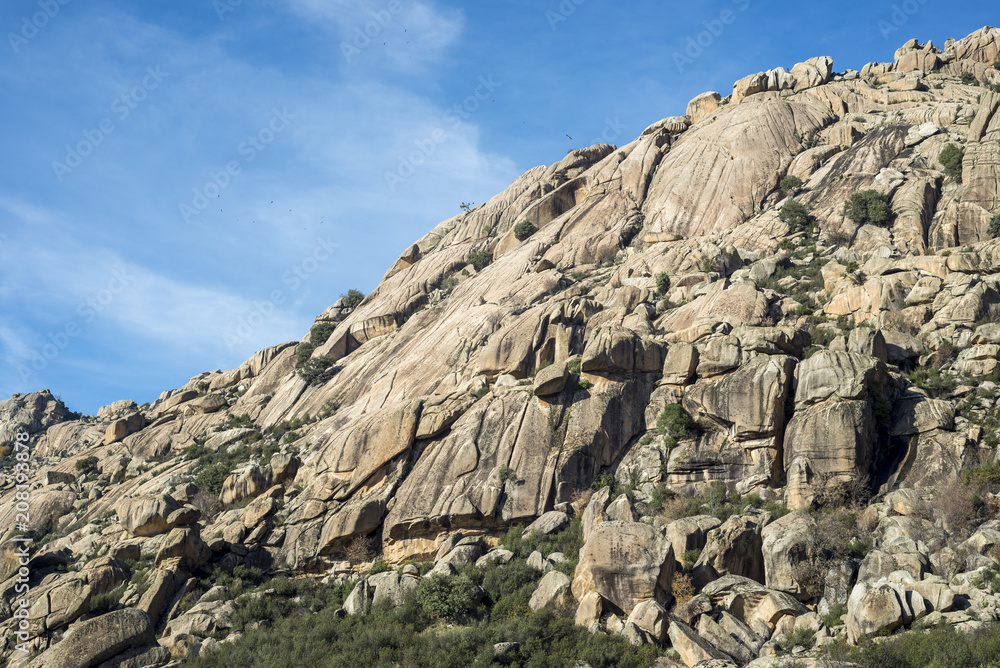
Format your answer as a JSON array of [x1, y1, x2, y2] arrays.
[[827, 621, 1000, 668], [188, 522, 658, 668], [654, 480, 789, 523]]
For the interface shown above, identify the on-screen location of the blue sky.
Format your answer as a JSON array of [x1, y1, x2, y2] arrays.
[[0, 0, 993, 415]]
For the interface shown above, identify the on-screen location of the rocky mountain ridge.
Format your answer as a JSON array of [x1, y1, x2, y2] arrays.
[[2, 25, 1000, 667]]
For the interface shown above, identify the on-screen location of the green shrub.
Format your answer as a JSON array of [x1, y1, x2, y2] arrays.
[[656, 403, 693, 449], [309, 322, 337, 347], [961, 70, 979, 85], [468, 249, 492, 272], [590, 472, 615, 491], [297, 355, 339, 386], [834, 620, 1000, 667], [778, 627, 815, 653], [497, 466, 516, 485], [656, 272, 670, 296], [416, 574, 480, 620], [780, 175, 804, 192], [75, 456, 99, 472], [513, 221, 537, 241], [939, 144, 964, 181], [195, 463, 232, 496], [823, 602, 847, 627], [989, 214, 1000, 238], [844, 190, 892, 226], [481, 560, 540, 619], [779, 199, 811, 232], [867, 380, 891, 427], [340, 289, 365, 310], [909, 366, 956, 398]]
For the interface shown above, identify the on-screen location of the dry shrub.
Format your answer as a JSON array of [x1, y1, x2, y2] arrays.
[[672, 572, 695, 608], [881, 309, 921, 336], [345, 535, 377, 564], [932, 478, 977, 538], [790, 559, 826, 599], [191, 490, 223, 520], [570, 488, 593, 511], [856, 504, 880, 535]]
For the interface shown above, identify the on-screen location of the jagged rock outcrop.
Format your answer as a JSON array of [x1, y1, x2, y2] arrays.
[[5, 24, 1000, 664]]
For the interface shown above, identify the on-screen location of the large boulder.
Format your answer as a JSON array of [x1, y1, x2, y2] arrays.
[[115, 495, 183, 537], [529, 570, 573, 612], [154, 527, 210, 571], [846, 581, 908, 644], [683, 355, 795, 440], [571, 521, 674, 615], [695, 515, 765, 583], [26, 608, 154, 668], [761, 512, 817, 599], [581, 326, 664, 373]]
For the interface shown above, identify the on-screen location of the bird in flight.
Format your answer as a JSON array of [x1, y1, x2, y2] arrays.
[[565, 134, 572, 140]]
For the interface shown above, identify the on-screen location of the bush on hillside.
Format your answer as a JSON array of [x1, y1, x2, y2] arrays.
[[939, 144, 964, 181], [844, 190, 892, 226], [513, 221, 537, 241]]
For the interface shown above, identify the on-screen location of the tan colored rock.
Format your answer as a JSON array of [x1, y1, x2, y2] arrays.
[[669, 621, 731, 666], [572, 520, 674, 615], [695, 336, 742, 377], [794, 351, 885, 407], [104, 413, 144, 445], [153, 390, 198, 415], [846, 581, 907, 644], [684, 354, 794, 440], [155, 527, 210, 571], [530, 570, 573, 612], [665, 516, 720, 569], [28, 578, 93, 635], [575, 590, 602, 628], [761, 512, 817, 598], [182, 393, 228, 415], [695, 515, 765, 583], [25, 608, 153, 668], [687, 91, 722, 124], [889, 394, 955, 436], [790, 56, 833, 91], [627, 599, 669, 644], [115, 494, 182, 537], [533, 361, 570, 396], [219, 464, 269, 506], [581, 326, 664, 374], [661, 342, 698, 385]]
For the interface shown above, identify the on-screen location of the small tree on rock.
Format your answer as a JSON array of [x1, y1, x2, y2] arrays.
[[843, 190, 892, 226]]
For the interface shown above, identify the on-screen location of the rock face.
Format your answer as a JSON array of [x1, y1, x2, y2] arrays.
[[26, 608, 154, 668], [9, 24, 1000, 663], [571, 521, 674, 615]]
